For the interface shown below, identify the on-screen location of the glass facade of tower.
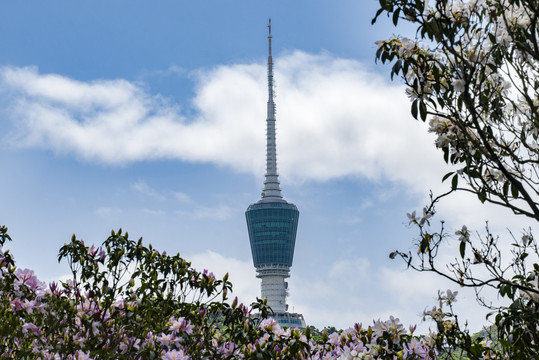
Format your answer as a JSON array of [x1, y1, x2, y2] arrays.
[[245, 201, 299, 268]]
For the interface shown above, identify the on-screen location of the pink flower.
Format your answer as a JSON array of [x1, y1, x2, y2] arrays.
[[168, 317, 194, 335], [10, 298, 23, 311], [87, 246, 105, 263], [403, 338, 431, 359], [162, 349, 190, 360], [258, 318, 277, 331], [21, 322, 41, 336], [74, 350, 92, 360], [169, 319, 182, 332], [14, 268, 46, 293], [202, 269, 215, 280], [328, 332, 341, 346], [48, 281, 64, 296], [218, 342, 236, 356], [21, 299, 37, 314], [157, 333, 173, 346], [119, 342, 129, 354]]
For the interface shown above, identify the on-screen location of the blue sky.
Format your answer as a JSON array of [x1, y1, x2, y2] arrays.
[[0, 0, 532, 331]]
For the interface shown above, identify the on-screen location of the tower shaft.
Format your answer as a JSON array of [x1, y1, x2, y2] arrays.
[[259, 271, 289, 313]]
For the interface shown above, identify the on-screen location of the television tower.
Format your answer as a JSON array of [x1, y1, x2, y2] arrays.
[[245, 19, 306, 329]]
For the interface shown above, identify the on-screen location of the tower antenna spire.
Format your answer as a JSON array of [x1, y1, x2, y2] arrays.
[[262, 17, 282, 199], [268, 18, 272, 57]]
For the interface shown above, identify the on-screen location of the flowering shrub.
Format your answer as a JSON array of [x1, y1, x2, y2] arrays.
[[0, 225, 437, 359]]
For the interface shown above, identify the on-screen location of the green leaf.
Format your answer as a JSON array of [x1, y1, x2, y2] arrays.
[[372, 8, 385, 25], [443, 147, 449, 163], [502, 181, 510, 196], [442, 172, 454, 182], [375, 46, 384, 61], [391, 60, 402, 79], [419, 100, 427, 121], [510, 183, 519, 198], [415, 0, 424, 13], [419, 234, 431, 253], [392, 8, 400, 26], [451, 174, 459, 189], [478, 190, 487, 203], [499, 284, 506, 297], [436, 320, 444, 332], [381, 50, 388, 63]]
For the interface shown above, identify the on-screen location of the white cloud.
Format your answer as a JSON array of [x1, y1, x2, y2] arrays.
[[95, 207, 123, 217], [328, 258, 370, 284], [184, 250, 493, 332], [338, 201, 375, 225], [131, 181, 166, 200], [176, 204, 235, 221], [141, 208, 166, 216], [192, 205, 235, 221], [288, 256, 494, 332], [173, 191, 192, 204], [138, 64, 186, 80], [0, 54, 447, 195]]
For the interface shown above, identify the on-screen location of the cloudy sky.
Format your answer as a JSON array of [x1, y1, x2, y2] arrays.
[[0, 0, 533, 332]]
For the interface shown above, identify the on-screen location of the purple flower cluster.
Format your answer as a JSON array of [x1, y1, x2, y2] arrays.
[[0, 227, 438, 359]]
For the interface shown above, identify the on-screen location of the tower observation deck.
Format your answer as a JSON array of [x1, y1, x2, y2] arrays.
[[245, 19, 305, 329]]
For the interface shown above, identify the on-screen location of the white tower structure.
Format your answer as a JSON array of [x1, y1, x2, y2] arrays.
[[245, 19, 306, 328]]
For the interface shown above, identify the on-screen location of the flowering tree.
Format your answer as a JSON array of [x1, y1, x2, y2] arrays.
[[374, 0, 538, 358], [0, 226, 269, 359], [0, 224, 437, 359], [0, 225, 437, 359]]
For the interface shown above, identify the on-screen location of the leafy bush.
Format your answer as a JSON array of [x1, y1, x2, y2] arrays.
[[0, 225, 435, 359]]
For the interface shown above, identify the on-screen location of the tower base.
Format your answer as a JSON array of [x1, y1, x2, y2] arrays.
[[271, 311, 306, 329]]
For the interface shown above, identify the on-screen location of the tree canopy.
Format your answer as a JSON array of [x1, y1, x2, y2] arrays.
[[374, 0, 539, 358]]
